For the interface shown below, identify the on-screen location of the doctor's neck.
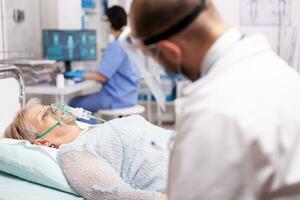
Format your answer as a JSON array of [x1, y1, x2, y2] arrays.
[[182, 3, 229, 75]]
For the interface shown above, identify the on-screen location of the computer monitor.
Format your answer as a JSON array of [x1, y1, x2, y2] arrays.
[[42, 30, 97, 71], [82, 0, 96, 9]]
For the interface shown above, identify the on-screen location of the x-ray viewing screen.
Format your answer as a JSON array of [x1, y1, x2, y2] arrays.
[[43, 30, 97, 61]]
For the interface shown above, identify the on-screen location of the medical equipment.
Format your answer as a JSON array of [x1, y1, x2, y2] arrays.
[[119, 28, 167, 111], [36, 106, 67, 140], [36, 120, 62, 140], [119, 2, 206, 108], [0, 66, 25, 136], [52, 104, 101, 122], [42, 30, 97, 72], [0, 66, 25, 106]]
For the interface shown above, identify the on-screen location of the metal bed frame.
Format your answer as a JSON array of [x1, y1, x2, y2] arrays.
[[0, 65, 25, 106]]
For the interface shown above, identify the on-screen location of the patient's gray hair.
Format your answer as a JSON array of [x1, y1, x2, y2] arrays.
[[4, 98, 40, 143]]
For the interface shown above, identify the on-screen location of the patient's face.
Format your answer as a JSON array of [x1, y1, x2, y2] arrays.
[[26, 105, 57, 134], [25, 104, 77, 145]]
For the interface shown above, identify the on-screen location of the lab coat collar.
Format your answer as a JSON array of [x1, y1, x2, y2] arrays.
[[183, 32, 272, 96], [201, 28, 243, 77]]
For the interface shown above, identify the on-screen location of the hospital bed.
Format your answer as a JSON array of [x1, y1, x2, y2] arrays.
[[0, 66, 84, 200], [0, 172, 83, 200], [0, 66, 174, 200]]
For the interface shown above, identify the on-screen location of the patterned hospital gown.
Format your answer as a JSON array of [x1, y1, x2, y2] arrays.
[[57, 116, 173, 200]]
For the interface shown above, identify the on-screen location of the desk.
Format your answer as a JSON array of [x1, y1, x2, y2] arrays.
[[26, 80, 100, 104], [11, 59, 56, 66]]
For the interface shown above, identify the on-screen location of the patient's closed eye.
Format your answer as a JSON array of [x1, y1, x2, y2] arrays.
[[41, 112, 48, 120], [41, 107, 51, 120], [51, 107, 58, 114]]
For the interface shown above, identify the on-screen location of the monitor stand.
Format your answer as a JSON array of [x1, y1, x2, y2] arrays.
[[64, 61, 72, 72]]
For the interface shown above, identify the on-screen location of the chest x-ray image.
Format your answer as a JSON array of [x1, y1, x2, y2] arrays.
[[240, 0, 291, 25], [278, 0, 300, 72]]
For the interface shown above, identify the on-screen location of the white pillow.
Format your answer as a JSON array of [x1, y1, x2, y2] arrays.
[[0, 138, 58, 160], [0, 138, 79, 196]]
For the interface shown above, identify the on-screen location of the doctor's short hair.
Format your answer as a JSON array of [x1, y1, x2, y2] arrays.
[[130, 0, 217, 42], [4, 98, 40, 144], [107, 5, 127, 31]]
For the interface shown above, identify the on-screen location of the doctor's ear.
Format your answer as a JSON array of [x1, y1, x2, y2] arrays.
[[34, 139, 51, 147], [157, 40, 183, 62]]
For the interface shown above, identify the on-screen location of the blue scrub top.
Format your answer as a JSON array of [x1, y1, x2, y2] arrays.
[[97, 39, 140, 109]]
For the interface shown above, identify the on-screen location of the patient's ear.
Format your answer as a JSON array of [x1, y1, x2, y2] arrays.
[[34, 139, 51, 147]]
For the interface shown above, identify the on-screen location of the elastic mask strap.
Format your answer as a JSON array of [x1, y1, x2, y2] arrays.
[[143, 1, 206, 45], [36, 120, 62, 139]]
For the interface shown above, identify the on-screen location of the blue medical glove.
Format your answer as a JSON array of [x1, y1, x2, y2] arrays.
[[64, 70, 91, 83]]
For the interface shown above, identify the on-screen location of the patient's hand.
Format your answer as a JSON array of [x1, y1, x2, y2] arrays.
[[160, 194, 168, 200]]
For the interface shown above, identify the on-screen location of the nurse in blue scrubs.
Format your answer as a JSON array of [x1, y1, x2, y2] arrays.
[[70, 6, 140, 113]]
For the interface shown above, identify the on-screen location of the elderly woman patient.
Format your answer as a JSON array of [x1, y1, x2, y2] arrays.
[[4, 99, 170, 200]]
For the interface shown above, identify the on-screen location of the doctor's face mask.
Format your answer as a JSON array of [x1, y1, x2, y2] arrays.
[[155, 47, 184, 75]]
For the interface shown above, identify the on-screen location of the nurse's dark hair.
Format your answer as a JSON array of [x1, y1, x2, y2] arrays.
[[107, 6, 127, 31], [130, 0, 218, 41]]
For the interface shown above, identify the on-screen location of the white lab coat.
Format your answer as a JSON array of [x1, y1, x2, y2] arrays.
[[168, 29, 300, 200]]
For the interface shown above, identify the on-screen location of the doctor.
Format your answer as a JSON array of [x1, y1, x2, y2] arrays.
[[70, 6, 140, 113], [130, 0, 300, 199]]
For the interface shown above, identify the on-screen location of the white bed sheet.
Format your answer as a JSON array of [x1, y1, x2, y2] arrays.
[[0, 172, 84, 200]]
